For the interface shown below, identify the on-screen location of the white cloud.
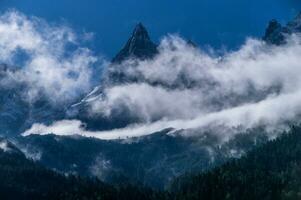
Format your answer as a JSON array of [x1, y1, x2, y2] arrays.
[[0, 141, 11, 152], [22, 120, 173, 140], [21, 18, 301, 140], [90, 154, 112, 180], [87, 36, 301, 123], [89, 83, 207, 121], [22, 91, 300, 140], [0, 10, 102, 104]]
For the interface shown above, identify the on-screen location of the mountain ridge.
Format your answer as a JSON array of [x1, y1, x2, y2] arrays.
[[263, 11, 301, 45], [112, 23, 158, 63]]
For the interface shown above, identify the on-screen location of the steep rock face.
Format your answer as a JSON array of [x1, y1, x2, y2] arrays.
[[68, 24, 160, 130], [112, 23, 158, 63], [263, 20, 287, 45], [286, 12, 301, 32], [263, 12, 301, 45]]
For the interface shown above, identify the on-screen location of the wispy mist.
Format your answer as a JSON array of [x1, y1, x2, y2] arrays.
[[0, 11, 103, 104], [23, 32, 301, 140]]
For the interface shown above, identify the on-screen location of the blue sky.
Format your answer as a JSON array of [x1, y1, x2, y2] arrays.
[[0, 0, 300, 58]]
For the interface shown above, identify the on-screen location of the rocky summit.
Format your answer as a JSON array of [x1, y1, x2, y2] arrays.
[[112, 23, 158, 63], [263, 12, 301, 45]]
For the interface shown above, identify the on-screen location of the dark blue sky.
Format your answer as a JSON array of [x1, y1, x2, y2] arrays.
[[0, 0, 300, 58]]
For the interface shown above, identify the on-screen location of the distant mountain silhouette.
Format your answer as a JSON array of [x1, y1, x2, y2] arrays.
[[263, 12, 301, 45], [16, 128, 268, 189], [0, 138, 164, 200], [263, 20, 287, 45], [112, 23, 158, 63]]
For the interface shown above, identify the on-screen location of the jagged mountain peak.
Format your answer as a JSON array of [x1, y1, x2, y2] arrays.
[[293, 11, 301, 22], [263, 11, 301, 45], [132, 23, 150, 38], [287, 12, 301, 31], [263, 19, 286, 45], [267, 19, 282, 30], [112, 23, 158, 63]]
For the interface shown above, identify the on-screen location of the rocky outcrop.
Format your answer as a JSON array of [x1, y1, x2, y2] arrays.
[[112, 23, 158, 63]]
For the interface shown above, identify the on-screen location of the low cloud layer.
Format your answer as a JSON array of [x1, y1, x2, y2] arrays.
[[89, 36, 301, 124], [23, 34, 301, 140]]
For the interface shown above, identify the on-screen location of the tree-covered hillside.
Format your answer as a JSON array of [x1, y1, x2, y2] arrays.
[[172, 126, 301, 200], [15, 128, 268, 189], [0, 139, 169, 200], [6, 125, 301, 200]]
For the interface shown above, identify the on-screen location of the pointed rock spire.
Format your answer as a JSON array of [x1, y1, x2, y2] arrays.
[[287, 11, 301, 32], [112, 23, 158, 63], [263, 11, 301, 45], [263, 19, 286, 45], [186, 39, 197, 48]]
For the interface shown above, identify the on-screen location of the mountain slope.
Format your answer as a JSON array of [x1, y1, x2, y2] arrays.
[[263, 12, 301, 45], [68, 23, 160, 130], [15, 128, 268, 189], [171, 125, 301, 200], [0, 138, 169, 200]]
